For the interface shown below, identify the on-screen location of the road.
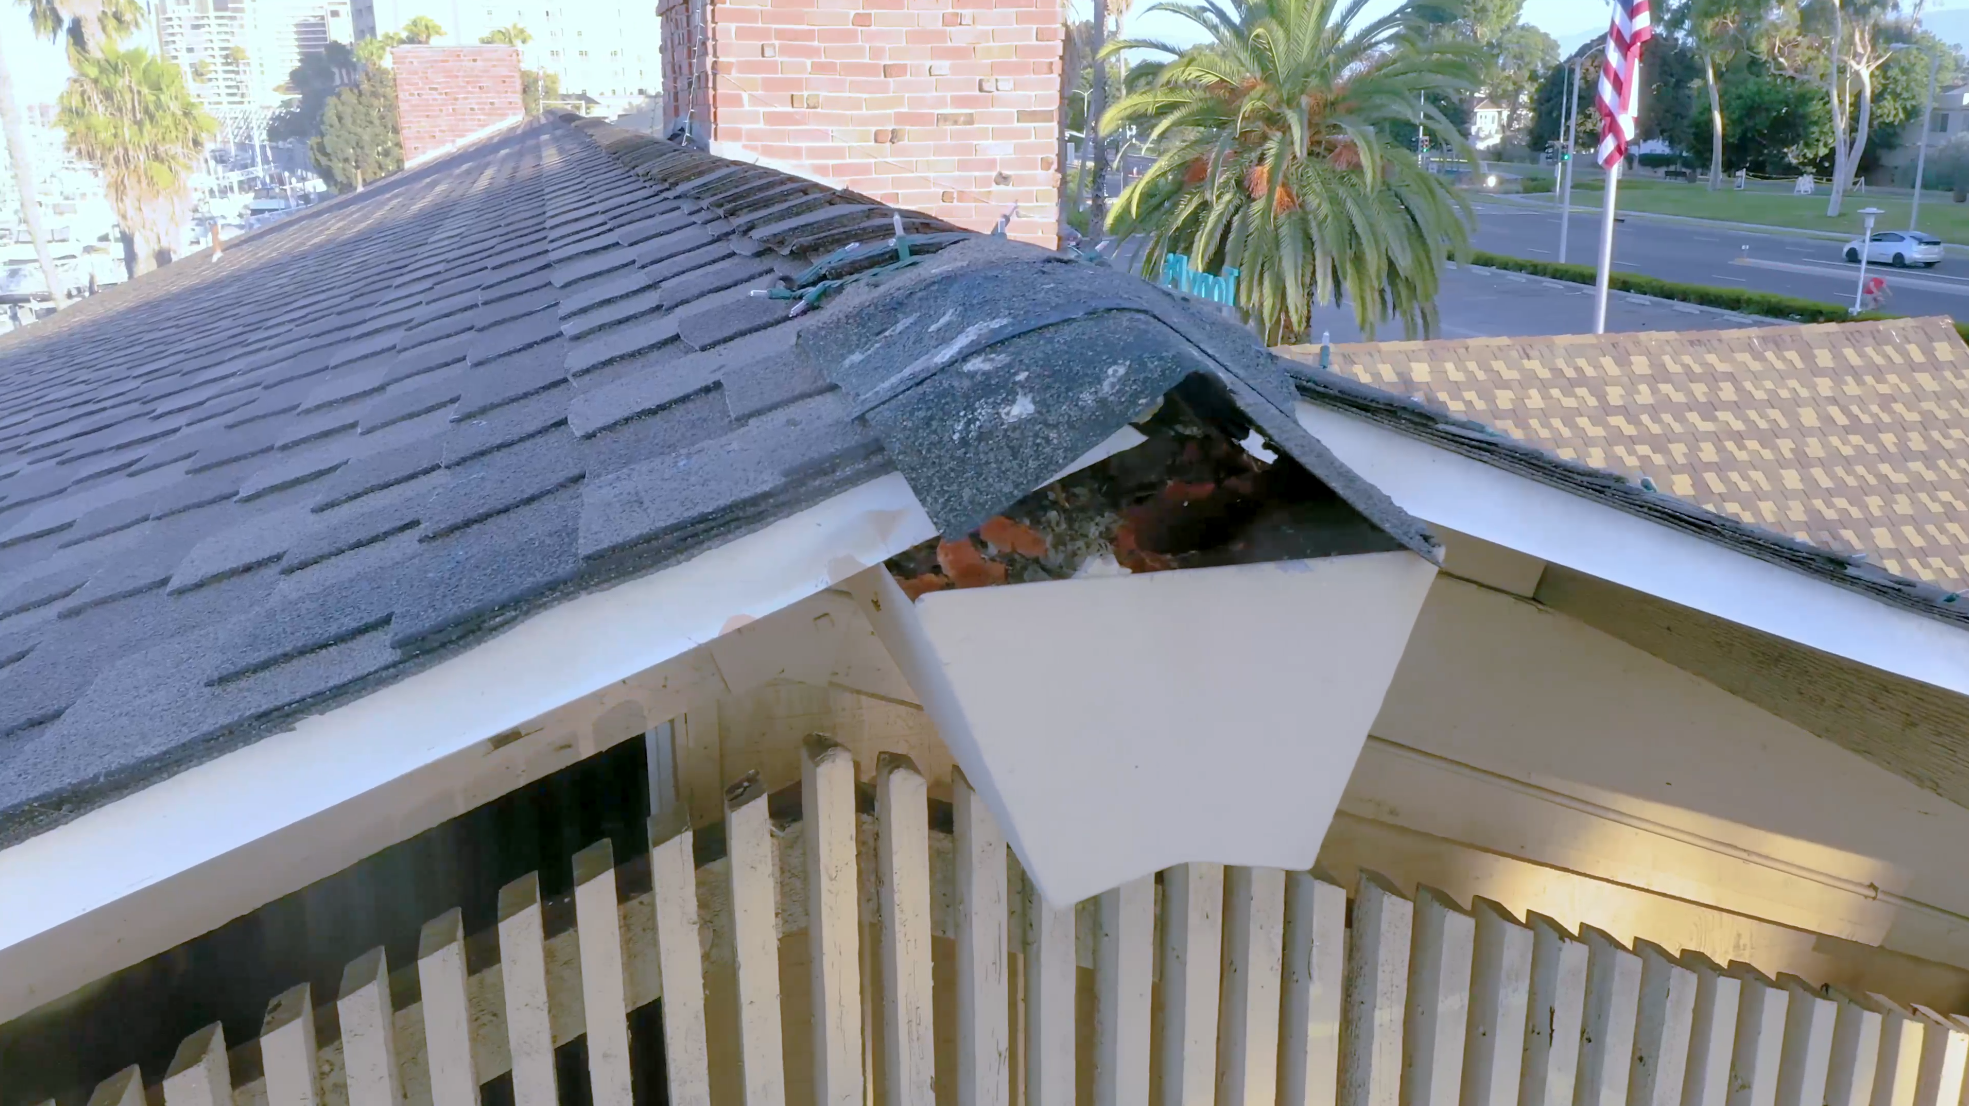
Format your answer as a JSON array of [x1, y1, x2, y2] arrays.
[[1472, 200, 1969, 321]]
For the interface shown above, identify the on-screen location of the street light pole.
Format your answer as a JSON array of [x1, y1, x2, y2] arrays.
[[1912, 51, 1942, 233], [1852, 206, 1884, 315], [1559, 57, 1581, 264]]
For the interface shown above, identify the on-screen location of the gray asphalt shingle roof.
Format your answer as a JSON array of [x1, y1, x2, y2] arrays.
[[0, 116, 1428, 846]]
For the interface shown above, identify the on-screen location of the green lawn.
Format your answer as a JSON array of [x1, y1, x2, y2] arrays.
[[1516, 178, 1969, 244]]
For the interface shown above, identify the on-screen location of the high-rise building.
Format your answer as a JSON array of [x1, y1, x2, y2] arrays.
[[352, 0, 661, 117], [154, 0, 356, 113]]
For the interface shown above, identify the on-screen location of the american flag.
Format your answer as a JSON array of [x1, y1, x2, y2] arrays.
[[1595, 0, 1654, 168]]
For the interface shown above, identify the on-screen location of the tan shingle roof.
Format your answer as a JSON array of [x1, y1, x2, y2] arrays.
[[1284, 317, 1969, 587]]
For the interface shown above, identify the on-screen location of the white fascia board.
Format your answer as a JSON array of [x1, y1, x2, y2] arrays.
[[0, 473, 935, 1022], [1296, 401, 1969, 699]]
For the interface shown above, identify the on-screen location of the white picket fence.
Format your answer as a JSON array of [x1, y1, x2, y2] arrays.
[[59, 738, 1969, 1106]]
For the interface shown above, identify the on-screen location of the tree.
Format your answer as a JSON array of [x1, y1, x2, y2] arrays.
[[24, 0, 144, 54], [400, 15, 444, 44], [521, 67, 560, 115], [480, 23, 531, 45], [55, 45, 215, 275], [1767, 0, 1905, 217], [1671, 0, 1771, 187], [271, 40, 359, 141], [1102, 0, 1481, 343], [189, 59, 212, 83], [1492, 23, 1559, 138], [353, 32, 402, 67], [311, 65, 401, 192]]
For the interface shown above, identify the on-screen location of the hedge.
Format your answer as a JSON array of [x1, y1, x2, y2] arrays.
[[1466, 250, 1969, 342]]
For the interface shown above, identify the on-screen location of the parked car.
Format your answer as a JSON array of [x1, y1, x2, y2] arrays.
[[1843, 230, 1945, 268]]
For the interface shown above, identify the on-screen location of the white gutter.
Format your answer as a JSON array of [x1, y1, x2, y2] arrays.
[[1296, 401, 1969, 699], [0, 474, 936, 1024]]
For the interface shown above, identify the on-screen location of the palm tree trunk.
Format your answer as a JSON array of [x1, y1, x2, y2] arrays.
[[1704, 53, 1724, 190], [0, 34, 66, 313]]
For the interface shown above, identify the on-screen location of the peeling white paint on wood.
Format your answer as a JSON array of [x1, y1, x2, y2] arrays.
[[1869, 996, 1926, 1106], [1403, 885, 1473, 1106], [728, 779, 790, 1106], [338, 949, 402, 1106], [1728, 964, 1790, 1106], [1341, 872, 1410, 1106], [955, 770, 1011, 1106], [1026, 877, 1075, 1106], [165, 1024, 232, 1106], [805, 738, 866, 1106], [1573, 928, 1640, 1106], [879, 754, 937, 1106], [1628, 941, 1694, 1106], [1823, 989, 1883, 1106], [1096, 875, 1154, 1106], [1910, 1007, 1967, 1106], [652, 825, 713, 1106], [1158, 863, 1226, 1106], [1463, 899, 1531, 1106], [260, 984, 320, 1106], [1774, 977, 1837, 1106], [496, 874, 558, 1106], [1218, 867, 1287, 1106], [1279, 872, 1348, 1106], [86, 1066, 144, 1106], [1678, 953, 1739, 1106], [1520, 914, 1587, 1106], [574, 841, 634, 1106], [417, 911, 479, 1106]]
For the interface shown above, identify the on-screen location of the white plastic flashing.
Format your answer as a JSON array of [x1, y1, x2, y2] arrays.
[[0, 473, 937, 1023], [1295, 401, 1969, 698]]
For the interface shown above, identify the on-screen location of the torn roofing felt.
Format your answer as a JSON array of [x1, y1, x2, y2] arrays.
[[796, 252, 1438, 556]]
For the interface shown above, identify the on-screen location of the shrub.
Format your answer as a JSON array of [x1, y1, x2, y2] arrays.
[[1467, 250, 1969, 343], [1519, 176, 1555, 194]]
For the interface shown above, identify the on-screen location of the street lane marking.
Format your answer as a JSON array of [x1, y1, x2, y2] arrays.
[[1731, 256, 1969, 295]]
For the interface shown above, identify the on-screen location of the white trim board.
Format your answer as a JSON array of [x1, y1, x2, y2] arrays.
[[0, 474, 937, 1024], [1293, 401, 1969, 700]]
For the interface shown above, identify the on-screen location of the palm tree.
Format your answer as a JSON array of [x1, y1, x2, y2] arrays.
[[400, 14, 445, 44], [1101, 0, 1481, 343], [25, 0, 143, 54], [56, 45, 216, 275], [480, 23, 531, 45]]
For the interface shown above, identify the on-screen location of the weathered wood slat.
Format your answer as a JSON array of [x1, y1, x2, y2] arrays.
[[1629, 941, 1695, 1106], [1218, 867, 1287, 1106], [879, 753, 937, 1106], [651, 823, 713, 1106], [165, 1025, 232, 1106], [418, 910, 480, 1106], [1869, 997, 1926, 1106], [86, 1066, 144, 1106], [1027, 877, 1076, 1106], [497, 873, 559, 1106], [1159, 862, 1227, 1106], [1774, 977, 1837, 1106], [1823, 989, 1883, 1106], [1096, 875, 1155, 1106], [338, 948, 402, 1106], [954, 769, 1011, 1106], [1462, 899, 1531, 1106], [1402, 886, 1473, 1106], [1678, 953, 1740, 1106], [574, 841, 635, 1106], [728, 774, 790, 1106], [1279, 872, 1348, 1106], [1340, 872, 1411, 1106], [1574, 928, 1640, 1106], [1911, 1007, 1967, 1106], [260, 984, 319, 1106], [804, 738, 866, 1106], [1519, 913, 1587, 1106], [1728, 964, 1790, 1106]]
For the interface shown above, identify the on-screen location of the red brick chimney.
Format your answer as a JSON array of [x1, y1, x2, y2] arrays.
[[661, 0, 1064, 247], [393, 46, 526, 168]]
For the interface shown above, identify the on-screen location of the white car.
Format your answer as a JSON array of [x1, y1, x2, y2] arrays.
[[1844, 230, 1945, 268]]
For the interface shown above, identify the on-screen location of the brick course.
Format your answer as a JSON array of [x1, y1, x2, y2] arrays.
[[393, 46, 525, 167], [664, 0, 1062, 245]]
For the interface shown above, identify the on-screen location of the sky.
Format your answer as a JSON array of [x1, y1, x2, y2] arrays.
[[8, 0, 1969, 110]]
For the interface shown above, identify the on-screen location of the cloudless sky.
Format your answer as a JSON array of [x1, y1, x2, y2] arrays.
[[6, 0, 1969, 111]]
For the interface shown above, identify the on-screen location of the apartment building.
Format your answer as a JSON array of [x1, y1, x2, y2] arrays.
[[153, 0, 354, 112]]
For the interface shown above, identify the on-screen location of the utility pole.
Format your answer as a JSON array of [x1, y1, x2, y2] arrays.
[[1558, 57, 1580, 264], [1087, 0, 1109, 244], [1912, 49, 1942, 233]]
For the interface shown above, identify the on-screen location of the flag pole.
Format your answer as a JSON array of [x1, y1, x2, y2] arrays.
[[1591, 156, 1623, 334], [1592, 50, 1643, 335]]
